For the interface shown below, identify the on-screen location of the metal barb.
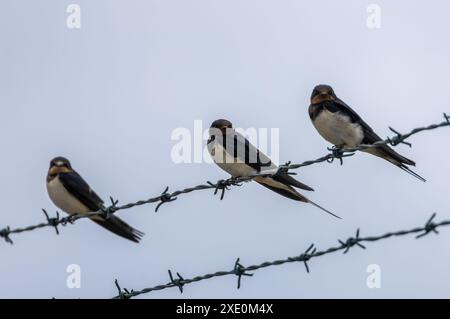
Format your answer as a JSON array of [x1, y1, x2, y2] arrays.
[[212, 180, 232, 200], [339, 229, 366, 254], [416, 213, 439, 239], [114, 279, 131, 299], [155, 186, 177, 212], [444, 113, 450, 126], [327, 146, 354, 165], [278, 161, 297, 175], [42, 209, 60, 235], [100, 196, 119, 219], [299, 243, 315, 273], [101, 197, 119, 219], [168, 270, 185, 293], [388, 127, 412, 147], [107, 197, 119, 217], [233, 258, 253, 289], [0, 226, 13, 244]]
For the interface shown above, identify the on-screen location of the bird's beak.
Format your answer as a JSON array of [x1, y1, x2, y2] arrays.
[[312, 91, 335, 104], [48, 166, 60, 176], [220, 126, 230, 134], [48, 165, 70, 176]]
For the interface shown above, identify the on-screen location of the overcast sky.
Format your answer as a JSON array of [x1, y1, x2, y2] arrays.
[[1, 0, 449, 298]]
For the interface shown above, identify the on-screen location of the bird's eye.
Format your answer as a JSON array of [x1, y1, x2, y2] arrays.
[[63, 163, 69, 168]]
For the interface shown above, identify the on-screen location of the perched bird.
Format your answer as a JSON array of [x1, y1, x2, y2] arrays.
[[46, 157, 144, 242], [308, 85, 425, 182], [207, 119, 340, 219]]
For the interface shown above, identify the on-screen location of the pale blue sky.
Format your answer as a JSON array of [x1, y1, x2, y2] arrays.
[[0, 0, 449, 298]]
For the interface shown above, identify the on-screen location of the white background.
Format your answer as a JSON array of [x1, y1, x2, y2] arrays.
[[0, 0, 449, 298]]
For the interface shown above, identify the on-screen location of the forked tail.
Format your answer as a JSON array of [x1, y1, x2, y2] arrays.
[[398, 164, 426, 182], [307, 198, 342, 219]]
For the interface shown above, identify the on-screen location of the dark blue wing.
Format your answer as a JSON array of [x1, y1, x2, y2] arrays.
[[58, 171, 104, 211]]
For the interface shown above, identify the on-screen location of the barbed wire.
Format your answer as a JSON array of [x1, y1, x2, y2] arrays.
[[112, 213, 449, 298], [280, 112, 450, 169], [1, 113, 448, 244]]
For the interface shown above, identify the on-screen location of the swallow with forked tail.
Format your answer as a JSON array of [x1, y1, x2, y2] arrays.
[[207, 119, 340, 219], [46, 157, 144, 242], [308, 85, 425, 182]]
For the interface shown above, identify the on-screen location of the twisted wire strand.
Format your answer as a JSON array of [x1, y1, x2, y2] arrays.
[[282, 113, 450, 169], [1, 113, 448, 244], [112, 213, 448, 298]]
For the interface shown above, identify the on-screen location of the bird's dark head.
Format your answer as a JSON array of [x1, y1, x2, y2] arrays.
[[311, 84, 337, 105], [48, 156, 72, 177], [210, 119, 233, 135]]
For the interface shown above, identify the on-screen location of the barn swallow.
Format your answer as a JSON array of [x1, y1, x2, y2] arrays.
[[46, 157, 144, 242], [308, 84, 425, 182], [207, 119, 340, 219]]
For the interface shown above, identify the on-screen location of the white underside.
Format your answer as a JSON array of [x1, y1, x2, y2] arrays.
[[313, 109, 364, 148], [207, 139, 278, 177], [47, 176, 91, 215], [207, 136, 304, 199]]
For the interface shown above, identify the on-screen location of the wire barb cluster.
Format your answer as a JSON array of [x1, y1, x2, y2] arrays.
[[112, 213, 450, 299], [0, 113, 448, 244]]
